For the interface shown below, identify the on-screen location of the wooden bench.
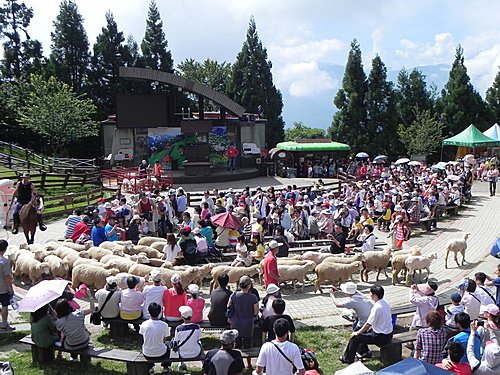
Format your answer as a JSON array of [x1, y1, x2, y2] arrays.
[[20, 335, 260, 375], [378, 330, 417, 365], [409, 217, 436, 232], [445, 205, 459, 216]]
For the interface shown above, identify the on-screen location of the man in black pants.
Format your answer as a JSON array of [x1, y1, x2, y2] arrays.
[[340, 284, 393, 364]]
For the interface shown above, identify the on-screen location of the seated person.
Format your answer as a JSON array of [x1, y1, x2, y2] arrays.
[[192, 228, 209, 257], [139, 302, 170, 373], [347, 216, 363, 240], [436, 341, 471, 375], [95, 276, 122, 321], [30, 304, 58, 348], [261, 298, 295, 343], [186, 284, 205, 324], [203, 329, 244, 375], [119, 276, 143, 321], [171, 306, 203, 371], [357, 224, 377, 252], [231, 235, 252, 267], [448, 312, 480, 363]]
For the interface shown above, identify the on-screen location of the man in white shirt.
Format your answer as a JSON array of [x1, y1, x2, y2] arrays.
[[474, 272, 497, 313], [139, 302, 170, 373], [255, 318, 305, 375], [340, 284, 393, 364], [142, 271, 167, 319]]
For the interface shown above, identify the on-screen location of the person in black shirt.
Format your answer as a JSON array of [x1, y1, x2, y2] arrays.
[[208, 274, 232, 327], [274, 225, 290, 258], [203, 329, 244, 375], [328, 223, 346, 254], [261, 299, 295, 343]]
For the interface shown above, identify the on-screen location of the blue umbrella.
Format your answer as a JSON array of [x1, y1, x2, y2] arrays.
[[377, 358, 454, 375], [356, 152, 369, 158]]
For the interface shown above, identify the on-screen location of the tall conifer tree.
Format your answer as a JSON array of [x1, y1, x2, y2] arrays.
[[486, 68, 500, 123], [396, 68, 434, 128], [229, 17, 285, 146]]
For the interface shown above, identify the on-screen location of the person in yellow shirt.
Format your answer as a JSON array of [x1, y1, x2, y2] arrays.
[[377, 203, 391, 231], [347, 216, 364, 241], [251, 235, 265, 261], [359, 207, 374, 226]]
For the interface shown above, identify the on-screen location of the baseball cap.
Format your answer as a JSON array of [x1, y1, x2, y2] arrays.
[[220, 329, 239, 345], [171, 273, 181, 284], [450, 292, 462, 303], [239, 275, 252, 287], [187, 284, 199, 295], [340, 282, 357, 295], [192, 227, 201, 235], [179, 305, 193, 319], [106, 276, 117, 285], [268, 240, 283, 249], [485, 304, 500, 316], [266, 283, 280, 294], [104, 202, 112, 209], [150, 270, 162, 282]]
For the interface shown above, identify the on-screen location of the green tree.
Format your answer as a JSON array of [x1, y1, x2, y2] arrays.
[[229, 17, 285, 146], [396, 68, 434, 127], [124, 35, 141, 67], [398, 109, 444, 156], [438, 45, 491, 135], [48, 0, 89, 92], [486, 67, 500, 122], [88, 11, 127, 118], [329, 39, 368, 152], [18, 74, 98, 156], [365, 55, 398, 155], [140, 0, 172, 72], [285, 121, 325, 141], [0, 0, 43, 80]]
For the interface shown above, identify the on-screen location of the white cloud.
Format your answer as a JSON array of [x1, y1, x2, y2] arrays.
[[276, 61, 337, 97], [268, 38, 344, 64], [395, 33, 455, 64]]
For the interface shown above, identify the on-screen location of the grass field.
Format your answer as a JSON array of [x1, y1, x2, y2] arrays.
[[0, 326, 384, 374]]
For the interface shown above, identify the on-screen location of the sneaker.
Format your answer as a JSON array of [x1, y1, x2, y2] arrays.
[[11, 227, 18, 234], [357, 350, 373, 359], [0, 324, 15, 331]]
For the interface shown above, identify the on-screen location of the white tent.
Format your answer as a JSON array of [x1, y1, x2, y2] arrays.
[[484, 123, 500, 141]]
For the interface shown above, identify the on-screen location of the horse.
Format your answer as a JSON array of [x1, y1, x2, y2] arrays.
[[19, 195, 41, 244]]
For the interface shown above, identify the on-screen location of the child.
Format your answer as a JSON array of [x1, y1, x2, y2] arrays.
[[445, 292, 465, 330], [192, 227, 208, 257], [231, 235, 252, 267], [377, 203, 391, 231], [200, 202, 210, 221], [261, 298, 295, 342], [347, 216, 363, 241], [186, 284, 205, 324], [250, 235, 265, 261], [163, 233, 181, 263]]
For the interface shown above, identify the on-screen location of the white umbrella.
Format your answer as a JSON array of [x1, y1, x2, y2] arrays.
[[463, 154, 474, 161], [356, 152, 369, 158], [18, 279, 70, 312], [408, 161, 422, 167], [447, 175, 460, 181], [395, 158, 410, 165], [374, 155, 388, 161]]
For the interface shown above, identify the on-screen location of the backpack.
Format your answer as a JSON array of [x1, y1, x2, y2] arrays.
[[184, 240, 197, 255]]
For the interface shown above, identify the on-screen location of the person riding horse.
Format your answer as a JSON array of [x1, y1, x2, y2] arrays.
[[11, 173, 46, 234]]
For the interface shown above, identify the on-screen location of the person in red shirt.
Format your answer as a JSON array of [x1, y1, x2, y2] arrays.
[[162, 273, 188, 323], [227, 144, 239, 173], [436, 341, 471, 375], [262, 240, 281, 287], [70, 216, 91, 242]]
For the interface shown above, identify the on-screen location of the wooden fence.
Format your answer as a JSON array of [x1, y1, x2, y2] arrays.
[[42, 188, 106, 219]]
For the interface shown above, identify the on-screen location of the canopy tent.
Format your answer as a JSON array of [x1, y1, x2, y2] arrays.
[[276, 141, 351, 152], [442, 124, 500, 147], [483, 123, 500, 141]]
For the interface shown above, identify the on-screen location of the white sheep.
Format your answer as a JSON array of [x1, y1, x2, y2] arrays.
[[315, 261, 363, 293], [405, 252, 438, 285], [99, 240, 134, 254], [104, 257, 136, 273], [322, 253, 366, 265], [71, 264, 120, 289], [44, 255, 70, 279], [63, 251, 90, 268], [210, 264, 260, 292], [62, 241, 92, 251], [55, 246, 80, 259], [391, 247, 423, 285], [14, 256, 51, 284], [128, 263, 155, 277], [72, 257, 100, 268], [149, 241, 169, 252], [300, 251, 338, 265], [41, 241, 62, 252], [278, 261, 316, 293], [361, 247, 392, 282], [129, 245, 163, 259], [32, 249, 54, 262], [191, 263, 216, 286], [159, 267, 201, 288], [137, 237, 167, 246], [445, 233, 470, 269], [86, 247, 114, 261]]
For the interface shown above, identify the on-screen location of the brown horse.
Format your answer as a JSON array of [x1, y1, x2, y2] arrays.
[[19, 196, 39, 244]]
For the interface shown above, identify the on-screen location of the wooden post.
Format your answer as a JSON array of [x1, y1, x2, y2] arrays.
[[40, 171, 46, 189], [63, 172, 71, 189], [187, 193, 191, 206], [81, 172, 88, 186]]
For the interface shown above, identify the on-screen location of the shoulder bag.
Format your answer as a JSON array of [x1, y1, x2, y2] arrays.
[[271, 341, 297, 374], [90, 291, 115, 326], [170, 328, 196, 354]]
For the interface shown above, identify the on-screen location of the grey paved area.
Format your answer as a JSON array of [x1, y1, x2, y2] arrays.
[[4, 179, 499, 329]]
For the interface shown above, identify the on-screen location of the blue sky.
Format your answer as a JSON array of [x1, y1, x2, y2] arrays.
[[23, 1, 500, 129]]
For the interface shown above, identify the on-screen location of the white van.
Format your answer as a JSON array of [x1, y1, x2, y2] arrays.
[[242, 143, 261, 155]]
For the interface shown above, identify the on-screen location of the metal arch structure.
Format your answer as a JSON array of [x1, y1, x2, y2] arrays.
[[119, 67, 246, 117]]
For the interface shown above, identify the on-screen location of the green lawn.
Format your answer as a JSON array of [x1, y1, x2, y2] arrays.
[[0, 326, 385, 374]]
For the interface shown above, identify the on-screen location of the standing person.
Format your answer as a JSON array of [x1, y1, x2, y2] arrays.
[[138, 159, 148, 179], [11, 173, 46, 234], [255, 318, 305, 375], [142, 271, 167, 320], [487, 165, 499, 196], [139, 302, 170, 374], [409, 282, 439, 329], [340, 284, 393, 364], [153, 160, 162, 180], [208, 274, 232, 327], [0, 240, 15, 331], [203, 329, 245, 375], [227, 143, 239, 173], [474, 272, 496, 313], [413, 311, 447, 365], [262, 241, 280, 287], [227, 276, 259, 355], [485, 264, 500, 306], [138, 193, 156, 233]]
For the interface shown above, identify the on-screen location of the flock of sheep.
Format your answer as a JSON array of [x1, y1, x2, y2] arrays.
[[4, 233, 470, 294]]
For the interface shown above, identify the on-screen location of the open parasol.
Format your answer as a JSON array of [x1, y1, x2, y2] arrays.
[[18, 279, 70, 312], [211, 211, 242, 229]]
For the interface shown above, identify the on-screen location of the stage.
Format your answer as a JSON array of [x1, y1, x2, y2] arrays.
[[171, 167, 260, 185]]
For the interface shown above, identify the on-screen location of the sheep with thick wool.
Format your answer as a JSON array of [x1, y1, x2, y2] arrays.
[[44, 255, 70, 279], [128, 245, 163, 259], [63, 251, 90, 268], [300, 251, 338, 264], [71, 264, 120, 289], [360, 247, 392, 282], [99, 240, 134, 254], [72, 257, 100, 268], [62, 241, 92, 251], [86, 247, 123, 261], [103, 257, 136, 273], [445, 233, 470, 269], [160, 266, 204, 289], [41, 241, 62, 252], [321, 253, 366, 265], [391, 247, 423, 285], [14, 256, 50, 284], [315, 261, 363, 293], [137, 237, 167, 246], [278, 261, 316, 293], [210, 264, 260, 292], [128, 263, 155, 277], [405, 252, 438, 284], [55, 246, 81, 260]]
